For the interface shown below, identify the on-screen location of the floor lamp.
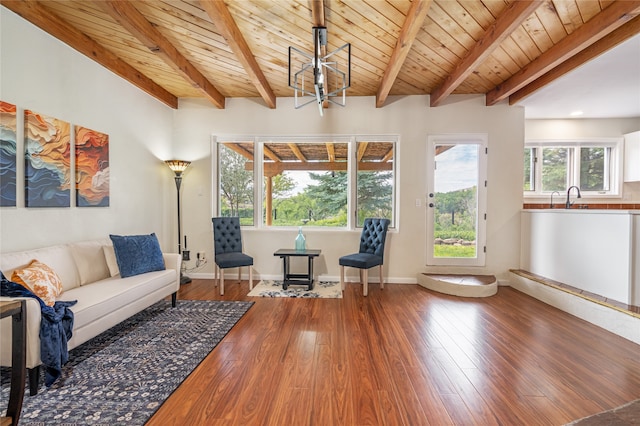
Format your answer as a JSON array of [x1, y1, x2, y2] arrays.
[[165, 160, 192, 285]]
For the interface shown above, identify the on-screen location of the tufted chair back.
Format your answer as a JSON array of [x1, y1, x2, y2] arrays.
[[358, 218, 390, 261], [212, 217, 244, 255]]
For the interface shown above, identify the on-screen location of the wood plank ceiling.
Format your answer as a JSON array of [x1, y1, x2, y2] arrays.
[[3, 0, 640, 112]]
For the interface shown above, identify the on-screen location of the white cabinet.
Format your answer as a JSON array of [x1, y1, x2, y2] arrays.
[[624, 130, 640, 182]]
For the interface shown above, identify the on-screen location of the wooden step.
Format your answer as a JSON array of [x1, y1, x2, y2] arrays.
[[417, 273, 498, 298]]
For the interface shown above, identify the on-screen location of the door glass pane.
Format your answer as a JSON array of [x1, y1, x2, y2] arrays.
[[541, 147, 568, 191], [433, 144, 478, 259], [218, 142, 254, 225]]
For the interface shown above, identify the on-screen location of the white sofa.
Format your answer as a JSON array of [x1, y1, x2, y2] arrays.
[[0, 238, 180, 394]]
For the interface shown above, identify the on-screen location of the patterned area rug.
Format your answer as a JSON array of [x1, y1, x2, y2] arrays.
[[248, 280, 342, 298], [0, 299, 253, 425]]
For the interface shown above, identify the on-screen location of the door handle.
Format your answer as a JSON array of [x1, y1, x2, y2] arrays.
[[429, 203, 434, 208]]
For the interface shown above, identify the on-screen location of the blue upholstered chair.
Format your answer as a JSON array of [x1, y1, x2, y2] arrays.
[[212, 217, 253, 295], [339, 218, 390, 296]]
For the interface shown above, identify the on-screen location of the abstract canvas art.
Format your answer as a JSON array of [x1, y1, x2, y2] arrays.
[[0, 101, 17, 207], [75, 125, 109, 207], [24, 109, 71, 207]]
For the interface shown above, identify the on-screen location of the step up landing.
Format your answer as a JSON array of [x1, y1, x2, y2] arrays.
[[418, 273, 497, 298]]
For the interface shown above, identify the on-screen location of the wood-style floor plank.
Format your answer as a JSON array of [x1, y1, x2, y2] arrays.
[[146, 279, 640, 425]]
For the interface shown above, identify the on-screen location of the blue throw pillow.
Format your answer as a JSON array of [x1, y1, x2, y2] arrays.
[[109, 233, 165, 278]]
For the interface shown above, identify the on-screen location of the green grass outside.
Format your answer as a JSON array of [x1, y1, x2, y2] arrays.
[[434, 245, 476, 258]]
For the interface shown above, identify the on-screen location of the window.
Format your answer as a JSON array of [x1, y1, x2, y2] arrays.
[[214, 136, 397, 228], [217, 141, 254, 225], [356, 140, 395, 227], [524, 139, 621, 197]]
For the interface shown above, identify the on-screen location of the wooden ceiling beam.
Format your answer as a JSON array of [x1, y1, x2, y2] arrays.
[[263, 145, 281, 162], [326, 143, 335, 162], [486, 1, 640, 106], [200, 0, 276, 109], [2, 0, 178, 109], [288, 143, 307, 162], [376, 0, 432, 108], [99, 0, 225, 109], [510, 15, 640, 104], [430, 0, 544, 107], [357, 142, 368, 161], [381, 149, 394, 163], [311, 0, 325, 27], [250, 161, 392, 173], [221, 142, 253, 160]]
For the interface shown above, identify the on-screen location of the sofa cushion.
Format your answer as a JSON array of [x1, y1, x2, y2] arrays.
[[109, 233, 165, 278], [103, 245, 120, 277], [0, 245, 80, 292], [69, 240, 111, 285], [11, 259, 63, 306], [63, 269, 175, 329]]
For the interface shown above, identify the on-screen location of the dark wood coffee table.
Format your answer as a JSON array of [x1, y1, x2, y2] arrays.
[[273, 249, 321, 290]]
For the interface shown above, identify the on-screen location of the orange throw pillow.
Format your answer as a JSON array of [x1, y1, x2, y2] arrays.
[[11, 259, 63, 306]]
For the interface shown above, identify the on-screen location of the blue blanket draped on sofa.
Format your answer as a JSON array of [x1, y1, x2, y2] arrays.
[[1, 272, 77, 387]]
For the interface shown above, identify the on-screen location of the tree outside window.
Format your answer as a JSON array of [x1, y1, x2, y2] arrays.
[[217, 137, 397, 228], [218, 142, 254, 225]]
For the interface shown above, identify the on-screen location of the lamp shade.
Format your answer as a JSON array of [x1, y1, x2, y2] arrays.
[[165, 160, 191, 176]]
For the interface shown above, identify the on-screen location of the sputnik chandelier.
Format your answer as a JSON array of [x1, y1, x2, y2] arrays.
[[288, 26, 351, 116]]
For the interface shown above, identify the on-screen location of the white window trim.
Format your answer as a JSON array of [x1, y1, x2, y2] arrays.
[[524, 138, 623, 199], [212, 134, 399, 231]]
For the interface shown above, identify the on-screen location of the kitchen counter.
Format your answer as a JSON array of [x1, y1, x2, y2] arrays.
[[520, 210, 639, 305]]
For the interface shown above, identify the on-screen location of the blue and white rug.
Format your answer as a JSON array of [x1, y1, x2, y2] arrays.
[[248, 280, 342, 298], [0, 299, 253, 425]]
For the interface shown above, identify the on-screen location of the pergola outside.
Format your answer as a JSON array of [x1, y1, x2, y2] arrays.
[[221, 141, 394, 225]]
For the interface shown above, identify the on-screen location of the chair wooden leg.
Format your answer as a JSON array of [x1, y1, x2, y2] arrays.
[[249, 266, 253, 290], [214, 265, 218, 287], [340, 266, 345, 290], [379, 264, 384, 289], [363, 268, 368, 296], [220, 268, 225, 296], [238, 267, 241, 281]]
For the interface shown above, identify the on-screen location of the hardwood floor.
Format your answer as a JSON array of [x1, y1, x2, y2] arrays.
[[147, 279, 640, 425]]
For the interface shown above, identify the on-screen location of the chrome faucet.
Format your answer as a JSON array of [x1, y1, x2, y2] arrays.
[[550, 191, 560, 209], [565, 186, 581, 208]]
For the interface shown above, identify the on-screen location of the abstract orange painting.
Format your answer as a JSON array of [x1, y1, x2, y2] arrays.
[[0, 101, 17, 207], [24, 109, 71, 207], [75, 125, 109, 207]]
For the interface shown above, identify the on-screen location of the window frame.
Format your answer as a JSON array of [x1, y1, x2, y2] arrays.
[[524, 138, 622, 198], [212, 134, 398, 230]]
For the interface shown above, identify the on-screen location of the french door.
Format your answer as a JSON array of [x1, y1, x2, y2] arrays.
[[426, 134, 487, 266]]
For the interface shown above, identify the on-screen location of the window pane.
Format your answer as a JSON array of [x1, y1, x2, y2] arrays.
[[356, 141, 394, 227], [263, 142, 348, 227], [580, 147, 608, 191], [541, 147, 568, 192], [218, 142, 254, 225], [523, 147, 534, 191]]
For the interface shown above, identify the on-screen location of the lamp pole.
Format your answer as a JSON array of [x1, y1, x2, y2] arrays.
[[165, 160, 192, 285], [174, 174, 183, 255]]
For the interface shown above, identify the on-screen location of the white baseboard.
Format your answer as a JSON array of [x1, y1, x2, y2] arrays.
[[509, 273, 640, 345]]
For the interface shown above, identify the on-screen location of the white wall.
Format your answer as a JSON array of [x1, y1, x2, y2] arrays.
[[0, 9, 175, 252], [1, 9, 526, 283], [525, 118, 640, 202], [173, 95, 525, 283], [521, 210, 634, 303]]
